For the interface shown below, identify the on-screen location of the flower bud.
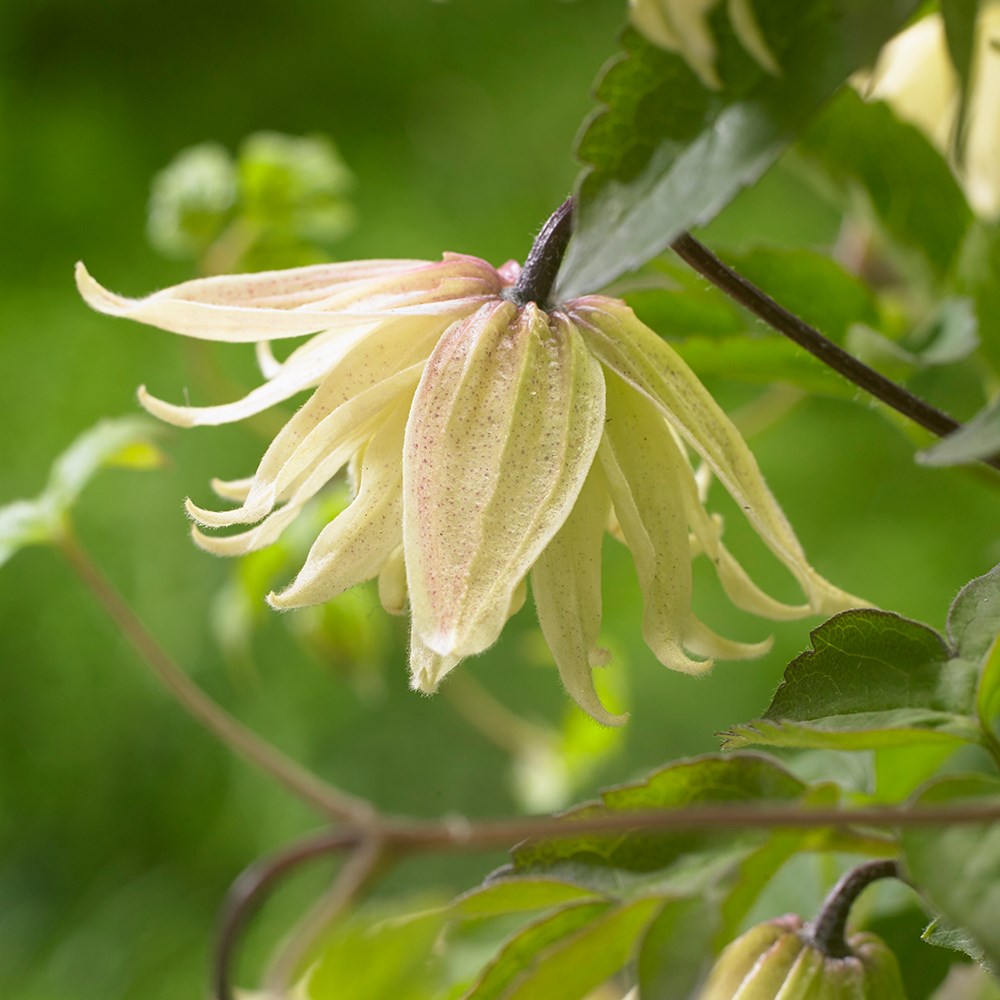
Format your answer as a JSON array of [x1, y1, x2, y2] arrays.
[[700, 914, 907, 999]]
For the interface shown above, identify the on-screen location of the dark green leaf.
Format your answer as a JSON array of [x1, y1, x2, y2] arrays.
[[463, 898, 660, 1000], [637, 896, 718, 1000], [722, 610, 981, 751], [498, 754, 822, 901], [799, 90, 972, 278], [901, 775, 1000, 971], [918, 395, 1000, 467], [559, 0, 922, 296]]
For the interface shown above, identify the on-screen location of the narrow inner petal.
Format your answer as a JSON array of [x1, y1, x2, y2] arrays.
[[532, 463, 627, 726], [599, 371, 709, 676], [268, 401, 407, 609], [573, 299, 866, 616]]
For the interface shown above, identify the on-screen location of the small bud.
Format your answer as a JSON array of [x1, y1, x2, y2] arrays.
[[147, 143, 237, 260], [701, 914, 907, 999]]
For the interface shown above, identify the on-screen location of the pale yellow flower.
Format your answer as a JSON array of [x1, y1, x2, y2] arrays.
[[77, 252, 859, 724], [861, 3, 1000, 219], [628, 0, 778, 90]]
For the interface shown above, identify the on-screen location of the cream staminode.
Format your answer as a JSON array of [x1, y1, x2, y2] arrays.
[[77, 238, 861, 724]]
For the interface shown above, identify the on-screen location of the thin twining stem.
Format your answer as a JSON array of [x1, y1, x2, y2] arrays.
[[58, 528, 376, 827], [211, 798, 999, 998], [213, 829, 367, 1000], [262, 836, 388, 995], [669, 231, 1000, 474]]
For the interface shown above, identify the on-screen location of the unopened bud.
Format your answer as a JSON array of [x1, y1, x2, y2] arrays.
[[700, 914, 907, 999]]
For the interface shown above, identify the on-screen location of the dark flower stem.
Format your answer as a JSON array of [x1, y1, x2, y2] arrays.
[[520, 193, 1000, 471], [807, 859, 901, 958], [509, 197, 574, 309], [668, 231, 1000, 473]]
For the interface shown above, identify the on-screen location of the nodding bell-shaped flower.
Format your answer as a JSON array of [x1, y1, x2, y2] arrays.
[[77, 201, 862, 725], [628, 0, 779, 90]]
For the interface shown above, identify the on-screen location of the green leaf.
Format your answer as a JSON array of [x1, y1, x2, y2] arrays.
[[450, 879, 604, 920], [918, 395, 1000, 467], [947, 562, 1000, 666], [908, 297, 980, 368], [0, 417, 165, 570], [922, 915, 992, 968], [460, 901, 611, 1000], [620, 258, 747, 340], [44, 417, 165, 510], [637, 896, 719, 1000], [305, 905, 447, 1000], [901, 775, 1000, 971], [977, 637, 1000, 749], [674, 333, 857, 397], [799, 90, 972, 278], [873, 743, 963, 803], [941, 0, 981, 165], [558, 0, 922, 297], [724, 246, 881, 344], [957, 221, 1000, 372], [633, 244, 883, 397], [464, 897, 661, 1000], [0, 499, 56, 569], [506, 754, 807, 891], [722, 610, 982, 751], [717, 784, 844, 939]]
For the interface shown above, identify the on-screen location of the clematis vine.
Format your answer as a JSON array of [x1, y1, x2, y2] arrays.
[[77, 201, 861, 725]]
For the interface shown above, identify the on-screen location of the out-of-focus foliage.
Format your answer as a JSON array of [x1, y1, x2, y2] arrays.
[[864, 2, 1000, 220], [0, 417, 164, 567], [148, 132, 356, 272], [4, 1, 1000, 998]]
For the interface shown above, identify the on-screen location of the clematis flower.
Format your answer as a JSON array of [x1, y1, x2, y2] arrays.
[[77, 207, 860, 724], [628, 0, 778, 90]]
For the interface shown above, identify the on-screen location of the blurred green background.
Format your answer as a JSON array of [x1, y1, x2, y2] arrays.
[[1, 2, 998, 998]]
